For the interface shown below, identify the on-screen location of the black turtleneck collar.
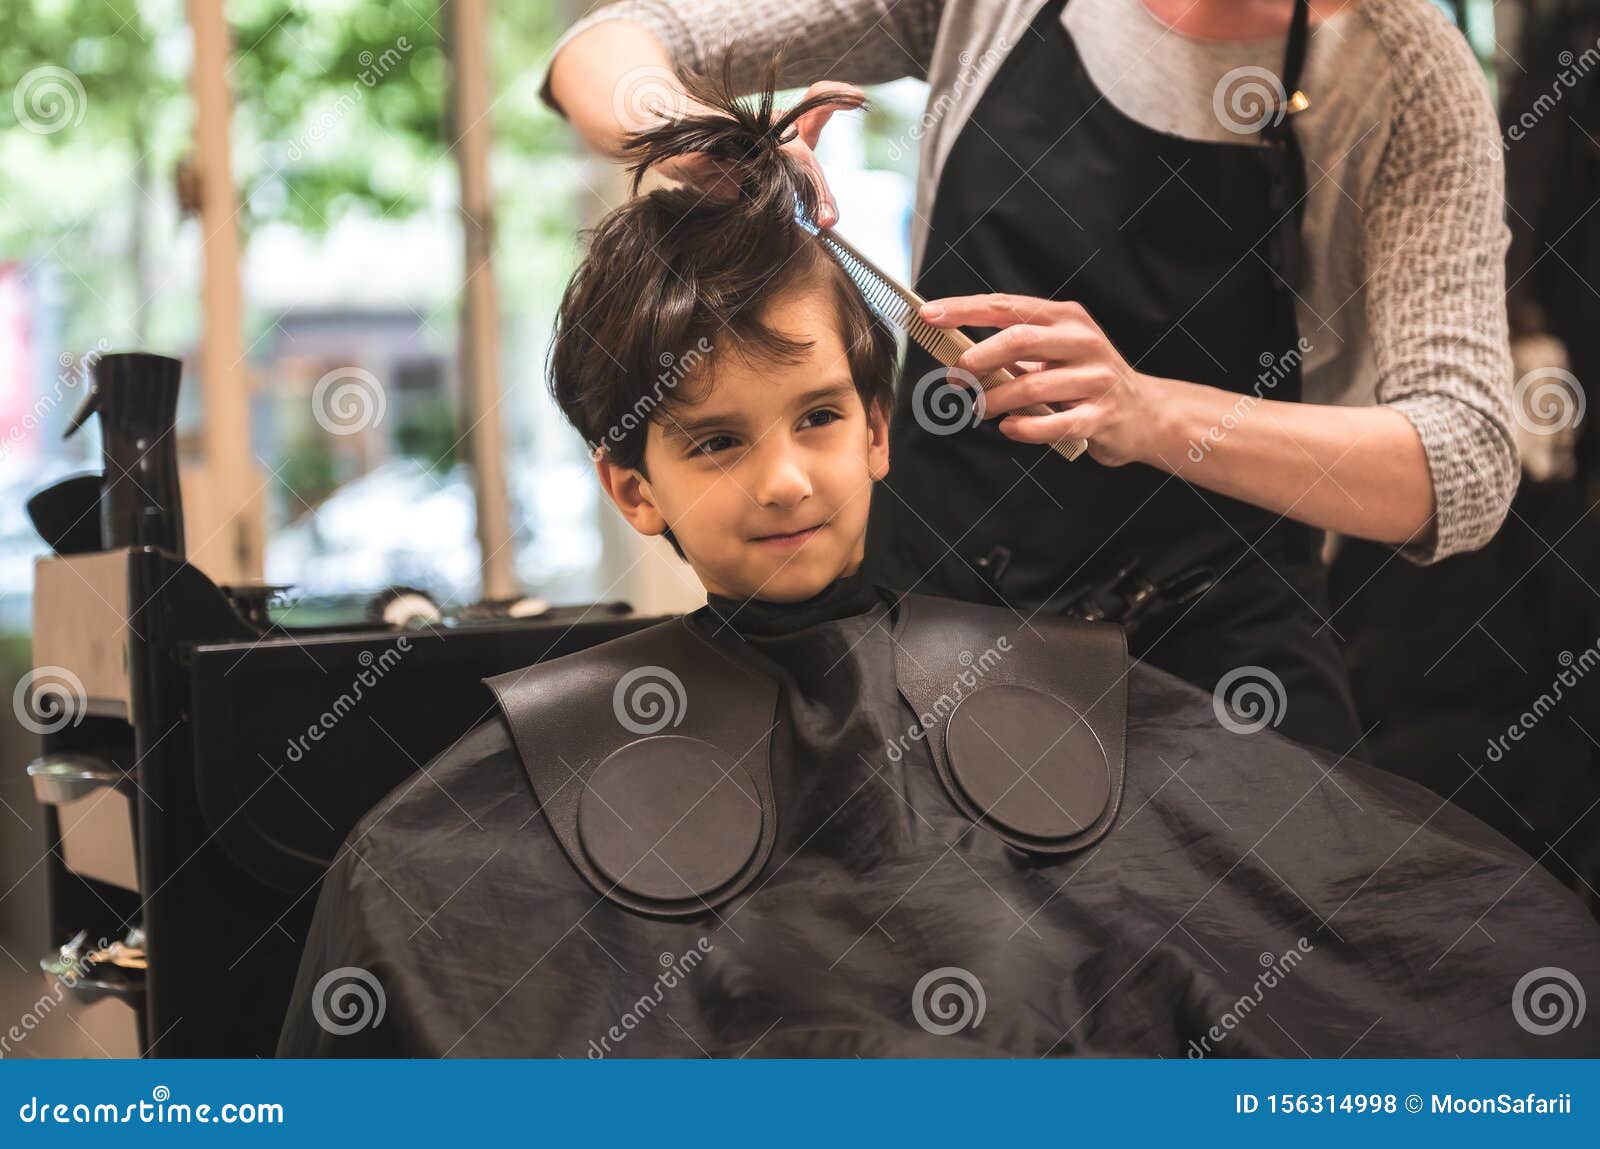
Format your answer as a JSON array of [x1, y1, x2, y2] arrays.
[[701, 566, 884, 638]]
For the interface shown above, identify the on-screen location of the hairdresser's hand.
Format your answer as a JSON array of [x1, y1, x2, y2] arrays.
[[920, 294, 1167, 468], [650, 80, 864, 227]]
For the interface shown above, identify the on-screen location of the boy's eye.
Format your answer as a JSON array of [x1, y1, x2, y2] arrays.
[[689, 433, 736, 457], [687, 409, 839, 456]]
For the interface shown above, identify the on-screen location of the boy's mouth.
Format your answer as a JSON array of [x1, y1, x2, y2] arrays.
[[751, 523, 824, 548]]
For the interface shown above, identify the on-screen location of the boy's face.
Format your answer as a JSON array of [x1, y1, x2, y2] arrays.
[[597, 286, 890, 603]]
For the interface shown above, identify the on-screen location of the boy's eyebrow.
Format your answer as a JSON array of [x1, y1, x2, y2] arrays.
[[795, 380, 857, 407], [658, 379, 857, 443]]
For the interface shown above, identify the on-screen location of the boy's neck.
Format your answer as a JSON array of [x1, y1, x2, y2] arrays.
[[701, 566, 882, 638]]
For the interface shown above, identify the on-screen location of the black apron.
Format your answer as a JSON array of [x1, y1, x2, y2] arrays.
[[866, 0, 1362, 757]]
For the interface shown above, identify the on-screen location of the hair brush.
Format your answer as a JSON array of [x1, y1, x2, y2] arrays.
[[799, 216, 1089, 462]]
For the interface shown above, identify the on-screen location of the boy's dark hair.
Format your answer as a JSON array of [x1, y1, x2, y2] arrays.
[[547, 54, 899, 557]]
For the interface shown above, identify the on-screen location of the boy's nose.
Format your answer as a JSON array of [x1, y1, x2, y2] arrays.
[[752, 444, 813, 507]]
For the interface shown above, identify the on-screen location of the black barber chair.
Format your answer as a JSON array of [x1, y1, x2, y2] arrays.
[[23, 352, 663, 1056]]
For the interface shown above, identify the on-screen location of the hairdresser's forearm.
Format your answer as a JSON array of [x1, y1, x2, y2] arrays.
[[1145, 376, 1436, 547], [547, 19, 685, 156]]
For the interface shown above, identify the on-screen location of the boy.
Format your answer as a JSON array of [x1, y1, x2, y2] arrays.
[[544, 63, 895, 608], [278, 61, 1600, 1059]]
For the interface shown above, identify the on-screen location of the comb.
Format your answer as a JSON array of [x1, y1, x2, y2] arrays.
[[800, 217, 1088, 463]]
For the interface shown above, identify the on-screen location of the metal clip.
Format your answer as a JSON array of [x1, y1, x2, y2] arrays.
[[974, 545, 1012, 600], [1060, 559, 1221, 634]]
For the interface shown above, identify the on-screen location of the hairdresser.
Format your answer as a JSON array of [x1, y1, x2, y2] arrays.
[[540, 0, 1516, 756]]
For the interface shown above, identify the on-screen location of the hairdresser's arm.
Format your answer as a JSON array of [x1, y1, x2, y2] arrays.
[[546, 18, 866, 223], [545, 18, 687, 157], [924, 294, 1439, 552], [542, 0, 943, 146], [1141, 374, 1438, 551]]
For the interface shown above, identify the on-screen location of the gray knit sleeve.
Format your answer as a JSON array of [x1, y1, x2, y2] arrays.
[[539, 0, 945, 118], [1361, 11, 1519, 565]]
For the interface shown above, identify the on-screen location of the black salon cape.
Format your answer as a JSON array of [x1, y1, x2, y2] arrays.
[[278, 578, 1600, 1058]]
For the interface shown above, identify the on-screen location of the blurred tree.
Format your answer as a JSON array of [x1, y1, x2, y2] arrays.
[[276, 430, 340, 508], [0, 0, 187, 344], [0, 0, 582, 508], [2, 0, 572, 232], [394, 394, 460, 472]]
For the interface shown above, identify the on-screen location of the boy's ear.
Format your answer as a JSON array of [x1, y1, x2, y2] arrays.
[[594, 450, 669, 538], [867, 397, 891, 482]]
